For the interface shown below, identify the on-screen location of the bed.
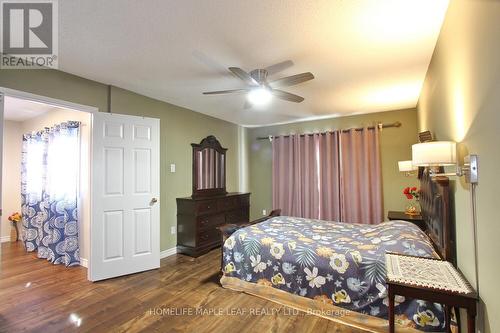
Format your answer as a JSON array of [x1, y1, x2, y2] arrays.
[[221, 172, 453, 332]]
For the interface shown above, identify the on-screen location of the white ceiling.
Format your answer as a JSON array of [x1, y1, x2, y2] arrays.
[[58, 0, 449, 126], [3, 96, 55, 121]]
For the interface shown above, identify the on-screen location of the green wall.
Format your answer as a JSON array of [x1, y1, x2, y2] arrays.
[[417, 1, 500, 332], [0, 69, 241, 252], [247, 108, 419, 221]]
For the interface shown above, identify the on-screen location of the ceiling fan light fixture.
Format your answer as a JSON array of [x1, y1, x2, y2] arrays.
[[247, 87, 272, 106]]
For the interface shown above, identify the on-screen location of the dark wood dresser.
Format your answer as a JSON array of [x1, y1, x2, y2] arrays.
[[176, 192, 250, 257]]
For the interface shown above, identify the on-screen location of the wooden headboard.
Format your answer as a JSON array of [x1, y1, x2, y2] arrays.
[[419, 171, 455, 263]]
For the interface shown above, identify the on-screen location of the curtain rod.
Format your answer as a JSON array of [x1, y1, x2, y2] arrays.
[[256, 121, 401, 141]]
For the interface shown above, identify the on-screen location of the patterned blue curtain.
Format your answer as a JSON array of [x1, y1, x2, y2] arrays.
[[21, 121, 81, 266]]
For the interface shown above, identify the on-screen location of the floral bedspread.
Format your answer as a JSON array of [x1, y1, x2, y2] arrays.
[[222, 216, 445, 332]]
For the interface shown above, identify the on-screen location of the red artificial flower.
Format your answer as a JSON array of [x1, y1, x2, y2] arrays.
[[403, 186, 416, 200]]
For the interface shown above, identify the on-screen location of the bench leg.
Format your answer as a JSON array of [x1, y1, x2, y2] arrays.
[[444, 305, 451, 333], [467, 311, 476, 333], [388, 285, 395, 333]]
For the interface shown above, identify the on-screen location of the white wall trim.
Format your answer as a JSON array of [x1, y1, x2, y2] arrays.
[[80, 258, 88, 268], [160, 247, 177, 259], [0, 236, 11, 243], [0, 87, 99, 114]]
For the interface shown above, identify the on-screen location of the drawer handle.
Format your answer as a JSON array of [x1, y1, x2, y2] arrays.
[[201, 219, 208, 226], [201, 234, 209, 240]]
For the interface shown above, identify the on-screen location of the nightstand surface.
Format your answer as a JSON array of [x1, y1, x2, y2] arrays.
[[387, 210, 425, 230], [387, 210, 423, 221]]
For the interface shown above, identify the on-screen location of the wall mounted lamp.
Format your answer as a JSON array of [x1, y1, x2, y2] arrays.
[[398, 160, 418, 177], [411, 141, 478, 184]]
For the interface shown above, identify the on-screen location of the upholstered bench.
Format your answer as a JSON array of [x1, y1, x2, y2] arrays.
[[385, 252, 477, 333]]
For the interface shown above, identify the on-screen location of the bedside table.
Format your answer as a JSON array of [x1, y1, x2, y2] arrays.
[[385, 253, 477, 333], [388, 210, 425, 231]]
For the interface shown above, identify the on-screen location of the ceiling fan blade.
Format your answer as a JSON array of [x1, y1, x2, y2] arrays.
[[203, 88, 249, 95], [272, 89, 305, 103], [264, 60, 294, 75], [228, 67, 259, 86], [269, 72, 314, 88]]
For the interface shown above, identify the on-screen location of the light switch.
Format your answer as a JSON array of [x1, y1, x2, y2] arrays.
[[171, 226, 176, 234], [170, 164, 176, 173], [262, 209, 267, 216]]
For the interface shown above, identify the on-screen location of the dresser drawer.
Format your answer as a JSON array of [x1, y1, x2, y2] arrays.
[[198, 214, 225, 230], [195, 200, 218, 215], [239, 194, 250, 207], [197, 227, 220, 246], [217, 196, 239, 211], [177, 193, 251, 257]]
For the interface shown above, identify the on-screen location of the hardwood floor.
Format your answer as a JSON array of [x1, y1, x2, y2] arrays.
[[0, 242, 364, 333]]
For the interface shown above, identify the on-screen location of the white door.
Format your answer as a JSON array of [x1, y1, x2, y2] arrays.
[[90, 112, 160, 281]]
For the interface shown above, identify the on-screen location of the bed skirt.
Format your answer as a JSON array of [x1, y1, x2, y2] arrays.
[[221, 275, 427, 333]]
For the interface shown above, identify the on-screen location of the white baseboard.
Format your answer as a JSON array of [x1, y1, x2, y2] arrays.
[[0, 236, 12, 243], [80, 257, 88, 267], [160, 247, 177, 259]]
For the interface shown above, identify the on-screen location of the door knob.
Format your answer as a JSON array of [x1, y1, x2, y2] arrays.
[[151, 198, 158, 204]]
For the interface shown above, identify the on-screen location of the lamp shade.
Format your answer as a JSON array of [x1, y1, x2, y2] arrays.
[[412, 141, 456, 166], [398, 160, 417, 172]]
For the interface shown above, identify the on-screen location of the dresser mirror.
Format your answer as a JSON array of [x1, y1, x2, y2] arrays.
[[192, 135, 227, 197]]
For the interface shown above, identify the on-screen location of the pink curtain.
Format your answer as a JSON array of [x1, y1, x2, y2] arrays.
[[272, 134, 319, 219], [318, 132, 341, 221], [339, 128, 383, 224], [272, 128, 383, 224]]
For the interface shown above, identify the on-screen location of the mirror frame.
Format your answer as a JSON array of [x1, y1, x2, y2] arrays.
[[191, 135, 227, 198]]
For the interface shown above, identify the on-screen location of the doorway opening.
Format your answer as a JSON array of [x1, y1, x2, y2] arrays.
[[1, 88, 161, 282], [1, 94, 92, 270]]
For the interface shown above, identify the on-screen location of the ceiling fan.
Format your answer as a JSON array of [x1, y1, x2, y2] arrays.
[[203, 65, 314, 107]]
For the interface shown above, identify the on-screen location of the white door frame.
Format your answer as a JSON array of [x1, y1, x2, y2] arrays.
[[0, 86, 98, 280], [0, 87, 98, 114]]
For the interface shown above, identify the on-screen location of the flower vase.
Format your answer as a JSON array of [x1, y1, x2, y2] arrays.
[[405, 200, 420, 215], [10, 221, 19, 242]]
